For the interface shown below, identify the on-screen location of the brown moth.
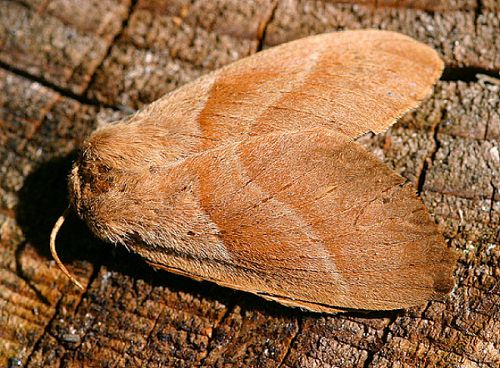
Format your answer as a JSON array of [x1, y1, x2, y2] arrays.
[[51, 30, 457, 313]]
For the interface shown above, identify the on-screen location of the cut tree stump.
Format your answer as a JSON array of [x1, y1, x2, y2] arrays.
[[0, 0, 498, 367]]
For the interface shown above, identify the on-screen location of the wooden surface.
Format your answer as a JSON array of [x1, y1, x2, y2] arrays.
[[0, 0, 498, 367]]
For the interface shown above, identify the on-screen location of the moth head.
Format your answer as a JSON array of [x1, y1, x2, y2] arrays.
[[68, 143, 114, 229], [51, 129, 129, 290], [67, 123, 169, 243]]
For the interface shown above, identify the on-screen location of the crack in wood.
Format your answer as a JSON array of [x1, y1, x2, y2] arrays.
[[276, 315, 301, 368], [22, 260, 98, 365], [0, 61, 119, 111], [362, 312, 399, 368], [24, 295, 65, 366], [256, 0, 279, 52], [14, 241, 51, 306], [474, 0, 483, 31], [417, 109, 442, 196], [81, 0, 138, 98], [139, 305, 165, 366], [441, 67, 500, 82], [199, 299, 237, 365], [71, 262, 99, 313], [489, 182, 497, 224]]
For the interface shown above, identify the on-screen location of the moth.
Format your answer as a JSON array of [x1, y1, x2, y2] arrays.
[[51, 30, 456, 313]]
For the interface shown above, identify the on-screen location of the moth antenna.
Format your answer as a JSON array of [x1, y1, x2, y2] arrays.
[[50, 206, 84, 290]]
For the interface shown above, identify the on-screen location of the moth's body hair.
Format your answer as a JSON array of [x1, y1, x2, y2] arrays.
[[51, 30, 456, 313]]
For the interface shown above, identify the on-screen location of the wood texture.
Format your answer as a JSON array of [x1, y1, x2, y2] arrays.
[[0, 0, 498, 367]]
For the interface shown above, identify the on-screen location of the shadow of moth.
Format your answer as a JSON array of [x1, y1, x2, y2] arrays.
[[51, 30, 457, 313]]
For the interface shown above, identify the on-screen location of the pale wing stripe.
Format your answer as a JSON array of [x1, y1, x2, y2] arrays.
[[232, 144, 344, 282], [250, 45, 324, 132]]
